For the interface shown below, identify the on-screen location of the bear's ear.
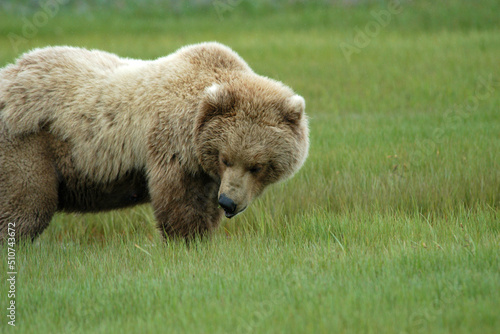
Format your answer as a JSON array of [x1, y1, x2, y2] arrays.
[[201, 83, 236, 119], [281, 94, 305, 125], [196, 83, 237, 144]]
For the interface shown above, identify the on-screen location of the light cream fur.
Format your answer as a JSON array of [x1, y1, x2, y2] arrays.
[[0, 42, 309, 239]]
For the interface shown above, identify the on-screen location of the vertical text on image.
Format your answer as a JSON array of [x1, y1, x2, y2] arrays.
[[6, 222, 16, 327]]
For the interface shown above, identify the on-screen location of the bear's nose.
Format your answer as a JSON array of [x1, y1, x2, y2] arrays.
[[219, 194, 237, 218]]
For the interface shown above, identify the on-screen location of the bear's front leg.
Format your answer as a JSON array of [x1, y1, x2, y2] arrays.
[[148, 156, 222, 240]]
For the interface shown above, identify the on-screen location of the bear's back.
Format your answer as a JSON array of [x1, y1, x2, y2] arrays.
[[0, 47, 133, 136], [15, 46, 128, 76]]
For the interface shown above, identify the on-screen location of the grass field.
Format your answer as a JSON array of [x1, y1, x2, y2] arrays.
[[1, 1, 499, 333]]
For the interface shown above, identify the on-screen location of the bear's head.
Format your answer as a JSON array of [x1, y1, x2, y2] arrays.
[[195, 75, 309, 218]]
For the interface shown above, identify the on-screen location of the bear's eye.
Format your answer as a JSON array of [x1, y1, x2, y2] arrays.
[[249, 165, 262, 174], [222, 158, 231, 167]]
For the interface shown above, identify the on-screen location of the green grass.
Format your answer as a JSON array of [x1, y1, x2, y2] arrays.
[[1, 1, 499, 333]]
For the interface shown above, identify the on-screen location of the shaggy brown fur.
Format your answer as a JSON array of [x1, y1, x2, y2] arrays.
[[0, 42, 309, 241]]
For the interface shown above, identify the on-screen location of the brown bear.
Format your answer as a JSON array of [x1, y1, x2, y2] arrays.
[[0, 42, 309, 240]]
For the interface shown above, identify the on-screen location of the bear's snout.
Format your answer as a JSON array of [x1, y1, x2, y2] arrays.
[[218, 194, 237, 218]]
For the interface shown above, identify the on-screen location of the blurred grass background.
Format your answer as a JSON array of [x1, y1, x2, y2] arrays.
[[0, 1, 499, 333]]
